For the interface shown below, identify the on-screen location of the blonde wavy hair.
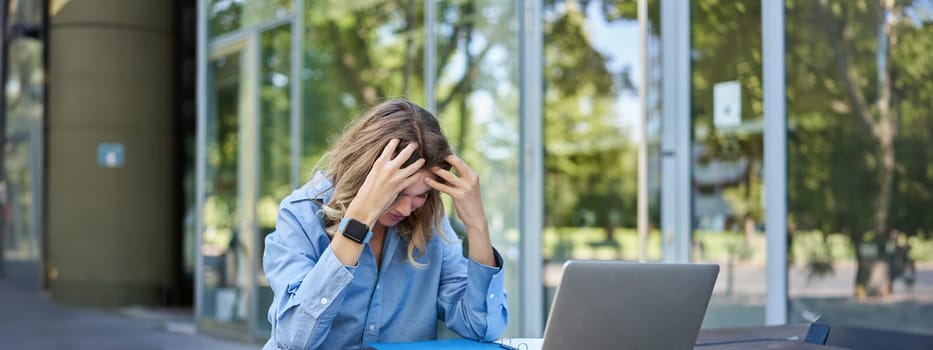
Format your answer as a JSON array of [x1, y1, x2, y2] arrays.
[[318, 99, 452, 267]]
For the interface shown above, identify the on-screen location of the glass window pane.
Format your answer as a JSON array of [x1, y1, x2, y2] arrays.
[[435, 0, 520, 337], [301, 0, 424, 174], [541, 0, 651, 322], [255, 24, 293, 335], [3, 5, 46, 291], [690, 0, 766, 329], [787, 0, 933, 335], [202, 52, 247, 324], [11, 0, 44, 24], [209, 0, 292, 38]]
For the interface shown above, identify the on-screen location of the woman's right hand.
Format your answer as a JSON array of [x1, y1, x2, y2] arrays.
[[344, 139, 424, 226]]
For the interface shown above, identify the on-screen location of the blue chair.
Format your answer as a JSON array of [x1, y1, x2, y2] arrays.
[[804, 323, 830, 345], [808, 324, 933, 350]]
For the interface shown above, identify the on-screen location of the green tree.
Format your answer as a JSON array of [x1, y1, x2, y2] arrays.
[[542, 1, 640, 238], [783, 0, 933, 297], [796, 0, 932, 297], [687, 0, 933, 297], [299, 0, 640, 234]]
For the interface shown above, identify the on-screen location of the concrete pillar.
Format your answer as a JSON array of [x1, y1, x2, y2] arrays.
[[48, 0, 175, 307]]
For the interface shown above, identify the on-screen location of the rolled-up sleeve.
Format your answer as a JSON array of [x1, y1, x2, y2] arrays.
[[436, 219, 509, 341], [263, 200, 355, 350]]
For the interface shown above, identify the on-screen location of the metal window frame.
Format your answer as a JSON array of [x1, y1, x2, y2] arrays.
[[637, 0, 649, 262], [195, 0, 207, 324], [518, 0, 544, 337], [660, 0, 691, 264], [424, 0, 436, 113], [762, 0, 788, 326], [290, 0, 303, 188]]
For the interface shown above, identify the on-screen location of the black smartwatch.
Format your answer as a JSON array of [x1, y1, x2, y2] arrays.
[[339, 217, 373, 244]]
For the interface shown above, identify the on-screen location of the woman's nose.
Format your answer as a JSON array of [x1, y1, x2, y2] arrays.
[[395, 196, 413, 216]]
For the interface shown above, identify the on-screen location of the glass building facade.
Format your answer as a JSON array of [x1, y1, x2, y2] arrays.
[[3, 0, 932, 342], [1, 0, 45, 293]]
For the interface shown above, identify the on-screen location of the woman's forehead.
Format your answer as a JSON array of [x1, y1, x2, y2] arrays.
[[401, 170, 436, 194]]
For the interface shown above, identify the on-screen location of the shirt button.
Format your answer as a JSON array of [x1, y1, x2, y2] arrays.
[[369, 325, 376, 331], [488, 293, 495, 299], [320, 297, 328, 304], [376, 284, 380, 289]]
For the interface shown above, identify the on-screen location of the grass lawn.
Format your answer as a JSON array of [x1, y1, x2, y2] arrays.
[[537, 227, 933, 265]]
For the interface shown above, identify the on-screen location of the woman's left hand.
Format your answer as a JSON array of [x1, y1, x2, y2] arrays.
[[425, 154, 488, 232], [427, 154, 496, 267]]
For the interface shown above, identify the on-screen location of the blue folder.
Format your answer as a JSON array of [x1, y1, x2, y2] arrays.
[[367, 338, 508, 349]]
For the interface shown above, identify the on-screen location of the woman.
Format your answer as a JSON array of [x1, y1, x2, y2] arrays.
[[262, 99, 509, 349]]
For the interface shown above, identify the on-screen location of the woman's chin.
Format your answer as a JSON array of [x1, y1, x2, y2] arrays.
[[378, 216, 403, 227]]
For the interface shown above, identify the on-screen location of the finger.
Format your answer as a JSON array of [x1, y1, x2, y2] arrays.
[[445, 153, 474, 175], [391, 142, 419, 163], [379, 139, 401, 161], [425, 176, 456, 194], [430, 166, 464, 188], [398, 158, 425, 177]]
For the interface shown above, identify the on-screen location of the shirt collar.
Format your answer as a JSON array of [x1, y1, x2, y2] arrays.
[[293, 171, 334, 203]]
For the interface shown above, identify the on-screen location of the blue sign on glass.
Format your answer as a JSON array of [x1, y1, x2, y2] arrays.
[[97, 143, 124, 168]]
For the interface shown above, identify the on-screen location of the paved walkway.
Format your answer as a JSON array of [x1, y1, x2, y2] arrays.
[[0, 281, 259, 350]]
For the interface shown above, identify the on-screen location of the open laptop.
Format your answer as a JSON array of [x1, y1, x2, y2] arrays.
[[534, 260, 719, 350]]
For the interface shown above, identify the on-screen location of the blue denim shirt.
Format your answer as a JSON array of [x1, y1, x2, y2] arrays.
[[262, 173, 509, 350]]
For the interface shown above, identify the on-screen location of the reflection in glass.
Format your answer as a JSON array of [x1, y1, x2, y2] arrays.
[[2, 1, 46, 291], [541, 0, 647, 321], [690, 0, 766, 328], [203, 53, 246, 324], [787, 0, 933, 335], [435, 0, 520, 337], [301, 0, 425, 173], [645, 1, 663, 264], [255, 25, 293, 334], [209, 0, 292, 38]]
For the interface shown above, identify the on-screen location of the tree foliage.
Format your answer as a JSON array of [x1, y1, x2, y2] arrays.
[[542, 1, 640, 230], [240, 0, 933, 296], [689, 0, 933, 295], [785, 0, 933, 240], [693, 0, 933, 295], [292, 0, 643, 234]]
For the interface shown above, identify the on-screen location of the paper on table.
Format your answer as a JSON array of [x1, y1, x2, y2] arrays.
[[367, 338, 506, 349], [496, 337, 544, 350]]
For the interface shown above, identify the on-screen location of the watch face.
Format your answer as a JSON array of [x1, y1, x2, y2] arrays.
[[340, 218, 369, 243]]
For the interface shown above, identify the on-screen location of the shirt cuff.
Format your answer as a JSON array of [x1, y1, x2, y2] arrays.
[[467, 248, 508, 340], [467, 247, 506, 303], [294, 246, 355, 319]]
